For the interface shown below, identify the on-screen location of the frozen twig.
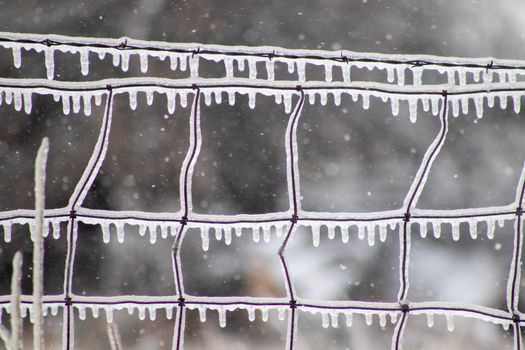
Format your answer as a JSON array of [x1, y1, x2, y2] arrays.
[[10, 252, 22, 350], [33, 137, 48, 350], [106, 322, 123, 350]]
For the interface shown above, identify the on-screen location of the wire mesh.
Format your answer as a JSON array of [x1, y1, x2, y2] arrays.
[[0, 32, 524, 349]]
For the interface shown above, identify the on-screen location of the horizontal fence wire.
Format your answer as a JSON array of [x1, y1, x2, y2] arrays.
[[0, 32, 524, 350]]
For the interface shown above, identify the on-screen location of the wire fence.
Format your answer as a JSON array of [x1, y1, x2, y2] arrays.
[[0, 32, 524, 349]]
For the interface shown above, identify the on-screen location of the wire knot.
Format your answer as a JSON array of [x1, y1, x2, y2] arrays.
[[296, 85, 303, 92], [516, 207, 523, 216], [513, 313, 521, 323], [290, 214, 299, 224], [441, 90, 448, 97], [178, 297, 186, 307], [486, 60, 494, 72], [69, 210, 77, 219], [191, 83, 198, 90], [43, 39, 54, 47], [290, 300, 297, 309], [192, 48, 200, 57], [400, 303, 410, 313], [181, 216, 188, 225], [106, 84, 113, 91], [268, 51, 276, 60], [118, 38, 128, 50], [403, 213, 411, 222], [65, 297, 73, 306]]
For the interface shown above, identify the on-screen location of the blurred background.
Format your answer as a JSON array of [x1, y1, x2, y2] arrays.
[[1, 0, 525, 349]]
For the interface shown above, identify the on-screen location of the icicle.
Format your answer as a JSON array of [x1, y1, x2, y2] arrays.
[[390, 312, 398, 324], [472, 69, 482, 82], [422, 97, 430, 112], [342, 64, 351, 82], [189, 55, 199, 77], [139, 52, 149, 73], [139, 224, 147, 237], [446, 70, 455, 85], [460, 97, 469, 115], [468, 221, 478, 239], [218, 308, 227, 328], [169, 55, 178, 71], [345, 313, 353, 327], [362, 93, 370, 110], [72, 94, 81, 114], [23, 91, 32, 114], [92, 306, 100, 318], [245, 307, 256, 322], [138, 306, 146, 320], [419, 221, 427, 238], [227, 90, 236, 105], [94, 93, 102, 106], [14, 91, 22, 111], [366, 224, 375, 246], [379, 224, 387, 242], [458, 69, 467, 86], [432, 222, 441, 238], [145, 90, 154, 106], [286, 60, 294, 74], [311, 225, 320, 247], [116, 222, 125, 243], [487, 94, 495, 108], [79, 48, 89, 76], [148, 306, 157, 321], [101, 223, 110, 243], [486, 220, 495, 239], [320, 91, 328, 106], [166, 90, 176, 114], [284, 92, 293, 113], [265, 60, 275, 80], [224, 57, 234, 77], [378, 314, 386, 328], [120, 52, 130, 72], [149, 224, 157, 244], [201, 228, 209, 251], [160, 225, 168, 239], [327, 225, 336, 240], [213, 91, 222, 104], [44, 48, 55, 79], [321, 312, 330, 328], [165, 307, 173, 320], [203, 90, 212, 106], [253, 227, 261, 243], [426, 313, 434, 327], [341, 226, 349, 243], [474, 95, 484, 118], [365, 313, 373, 326], [396, 66, 406, 85], [106, 309, 114, 323], [513, 94, 521, 114], [451, 221, 460, 241], [445, 314, 454, 332], [508, 71, 517, 83], [357, 224, 365, 240], [499, 94, 508, 110], [62, 94, 71, 115], [179, 55, 187, 71], [198, 307, 206, 323], [248, 91, 256, 109], [52, 221, 60, 239], [224, 227, 232, 245], [235, 57, 244, 72], [296, 61, 306, 82], [483, 70, 493, 83], [3, 223, 12, 242], [332, 92, 341, 106], [78, 305, 87, 320], [12, 46, 22, 68], [261, 308, 269, 322], [324, 64, 333, 82], [179, 92, 188, 108], [263, 225, 271, 243], [502, 322, 511, 331], [83, 94, 92, 116], [248, 58, 257, 79], [408, 97, 418, 123], [413, 68, 422, 85], [390, 97, 399, 116], [5, 90, 13, 105], [330, 312, 339, 328]]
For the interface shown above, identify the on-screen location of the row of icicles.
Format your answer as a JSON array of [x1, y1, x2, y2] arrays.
[[1, 216, 515, 248], [0, 303, 513, 332], [0, 87, 523, 122], [1, 42, 524, 85]]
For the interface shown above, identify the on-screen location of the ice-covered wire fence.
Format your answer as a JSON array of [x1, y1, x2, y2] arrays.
[[0, 33, 524, 350]]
